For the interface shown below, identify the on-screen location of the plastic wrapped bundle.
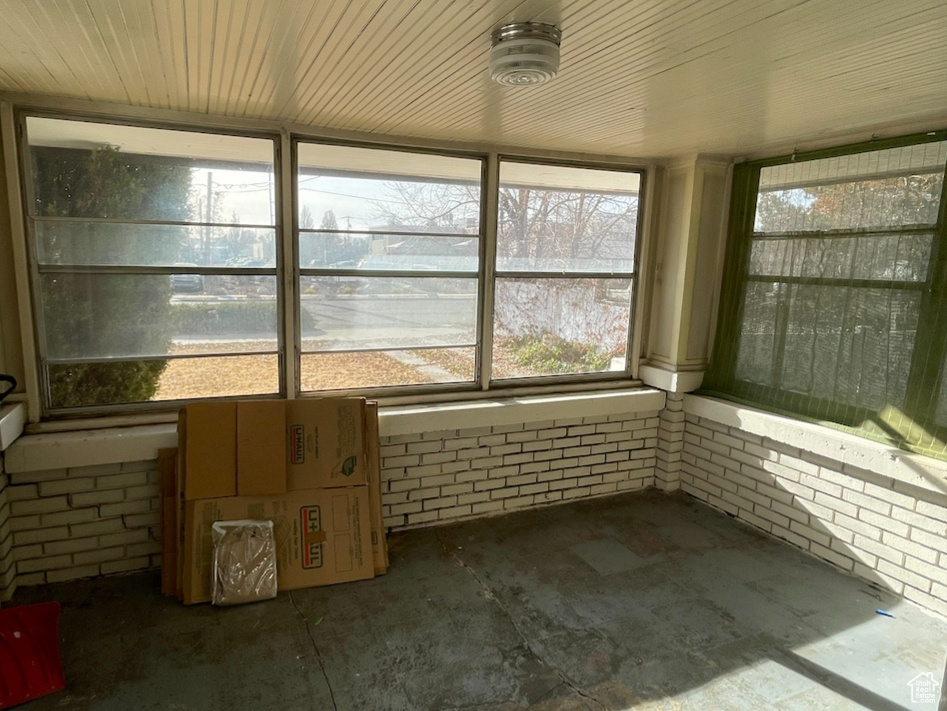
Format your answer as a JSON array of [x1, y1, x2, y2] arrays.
[[211, 520, 278, 606]]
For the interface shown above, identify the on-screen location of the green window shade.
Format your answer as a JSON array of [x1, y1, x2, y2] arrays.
[[704, 134, 947, 460]]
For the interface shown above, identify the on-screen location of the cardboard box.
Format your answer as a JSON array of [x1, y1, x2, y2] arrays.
[[182, 487, 373, 604], [157, 448, 177, 597], [237, 400, 287, 496], [286, 398, 368, 490], [179, 402, 237, 500], [364, 402, 388, 575]]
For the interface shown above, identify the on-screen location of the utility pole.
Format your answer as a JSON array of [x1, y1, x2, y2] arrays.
[[205, 171, 213, 264]]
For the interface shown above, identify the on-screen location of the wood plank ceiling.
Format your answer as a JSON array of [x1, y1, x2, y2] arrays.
[[0, 0, 944, 159]]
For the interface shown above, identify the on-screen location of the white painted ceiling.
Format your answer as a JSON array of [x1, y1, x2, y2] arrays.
[[0, 0, 945, 159]]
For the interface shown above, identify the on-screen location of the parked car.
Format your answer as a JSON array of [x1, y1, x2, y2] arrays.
[[171, 263, 203, 293]]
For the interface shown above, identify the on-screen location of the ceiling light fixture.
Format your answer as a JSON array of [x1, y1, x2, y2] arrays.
[[489, 22, 561, 86]]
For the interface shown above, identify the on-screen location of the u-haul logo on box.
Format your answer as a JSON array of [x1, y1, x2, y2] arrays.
[[301, 505, 324, 569], [290, 425, 305, 464]]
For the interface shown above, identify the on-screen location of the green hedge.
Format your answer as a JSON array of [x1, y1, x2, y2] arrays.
[[171, 300, 315, 335]]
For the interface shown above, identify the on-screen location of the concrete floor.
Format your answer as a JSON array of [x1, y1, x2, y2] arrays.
[[11, 490, 947, 711]]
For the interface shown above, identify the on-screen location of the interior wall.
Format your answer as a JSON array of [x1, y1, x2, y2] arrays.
[[3, 407, 660, 587], [0, 456, 14, 601], [681, 398, 947, 619]]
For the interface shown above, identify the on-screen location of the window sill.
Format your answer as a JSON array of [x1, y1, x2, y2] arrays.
[[0, 402, 26, 452], [5, 389, 666, 473], [682, 394, 947, 502]]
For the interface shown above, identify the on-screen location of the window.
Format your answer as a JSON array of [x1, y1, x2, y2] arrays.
[[24, 117, 279, 410], [17, 113, 643, 413], [493, 161, 639, 381], [705, 134, 947, 458], [295, 142, 482, 391]]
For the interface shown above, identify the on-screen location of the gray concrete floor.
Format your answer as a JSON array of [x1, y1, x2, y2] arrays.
[[12, 490, 947, 711]]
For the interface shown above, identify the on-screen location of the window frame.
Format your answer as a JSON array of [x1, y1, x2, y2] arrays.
[[6, 105, 650, 419], [706, 129, 947, 452], [489, 155, 644, 389]]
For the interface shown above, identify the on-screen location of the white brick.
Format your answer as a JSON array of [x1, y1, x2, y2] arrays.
[[408, 487, 440, 501], [852, 534, 904, 566], [813, 491, 857, 519], [841, 489, 891, 516], [833, 512, 881, 540], [380, 444, 406, 458], [439, 505, 472, 519], [47, 564, 101, 583], [17, 554, 73, 573], [877, 559, 931, 593], [406, 441, 442, 455], [421, 451, 457, 465], [12, 497, 70, 516], [69, 490, 124, 507], [891, 506, 947, 535], [7, 485, 39, 501], [788, 520, 830, 548], [95, 472, 147, 490], [13, 527, 69, 545], [809, 542, 854, 571], [102, 557, 151, 575], [390, 502, 423, 516], [74, 546, 126, 565], [100, 500, 152, 517], [910, 527, 947, 555], [858, 509, 910, 538], [471, 501, 504, 515], [503, 496, 535, 510], [915, 500, 947, 523], [457, 492, 490, 505], [441, 482, 473, 496], [863, 482, 916, 511], [883, 532, 939, 564]]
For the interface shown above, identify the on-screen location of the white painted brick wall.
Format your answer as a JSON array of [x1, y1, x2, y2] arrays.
[[4, 410, 660, 588], [7, 460, 161, 586], [681, 412, 947, 619], [656, 392, 684, 491], [0, 460, 15, 602], [380, 412, 660, 530]]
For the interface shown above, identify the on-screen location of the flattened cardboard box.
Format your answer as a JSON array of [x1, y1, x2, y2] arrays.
[[178, 402, 237, 500], [183, 487, 373, 604], [237, 400, 287, 496], [286, 398, 368, 490]]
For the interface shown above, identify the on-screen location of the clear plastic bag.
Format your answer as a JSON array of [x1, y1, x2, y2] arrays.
[[211, 519, 278, 606]]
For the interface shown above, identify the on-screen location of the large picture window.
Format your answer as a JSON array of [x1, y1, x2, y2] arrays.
[[705, 134, 947, 458], [24, 117, 279, 410], [295, 143, 482, 392], [17, 113, 643, 413], [493, 161, 639, 381]]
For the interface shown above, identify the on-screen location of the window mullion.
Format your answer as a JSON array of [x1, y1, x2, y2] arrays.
[[901, 163, 947, 425], [279, 131, 297, 399], [479, 153, 499, 390]]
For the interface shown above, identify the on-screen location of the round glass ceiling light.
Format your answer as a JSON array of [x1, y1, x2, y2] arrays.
[[490, 22, 562, 86]]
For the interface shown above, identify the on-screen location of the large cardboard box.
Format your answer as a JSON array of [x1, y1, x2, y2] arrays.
[[178, 402, 237, 500], [182, 487, 373, 604], [237, 400, 287, 496], [286, 399, 368, 490]]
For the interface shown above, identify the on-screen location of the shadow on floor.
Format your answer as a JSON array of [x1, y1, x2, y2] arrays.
[[11, 490, 947, 711]]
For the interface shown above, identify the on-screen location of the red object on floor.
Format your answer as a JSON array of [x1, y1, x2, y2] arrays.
[[0, 602, 65, 709]]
